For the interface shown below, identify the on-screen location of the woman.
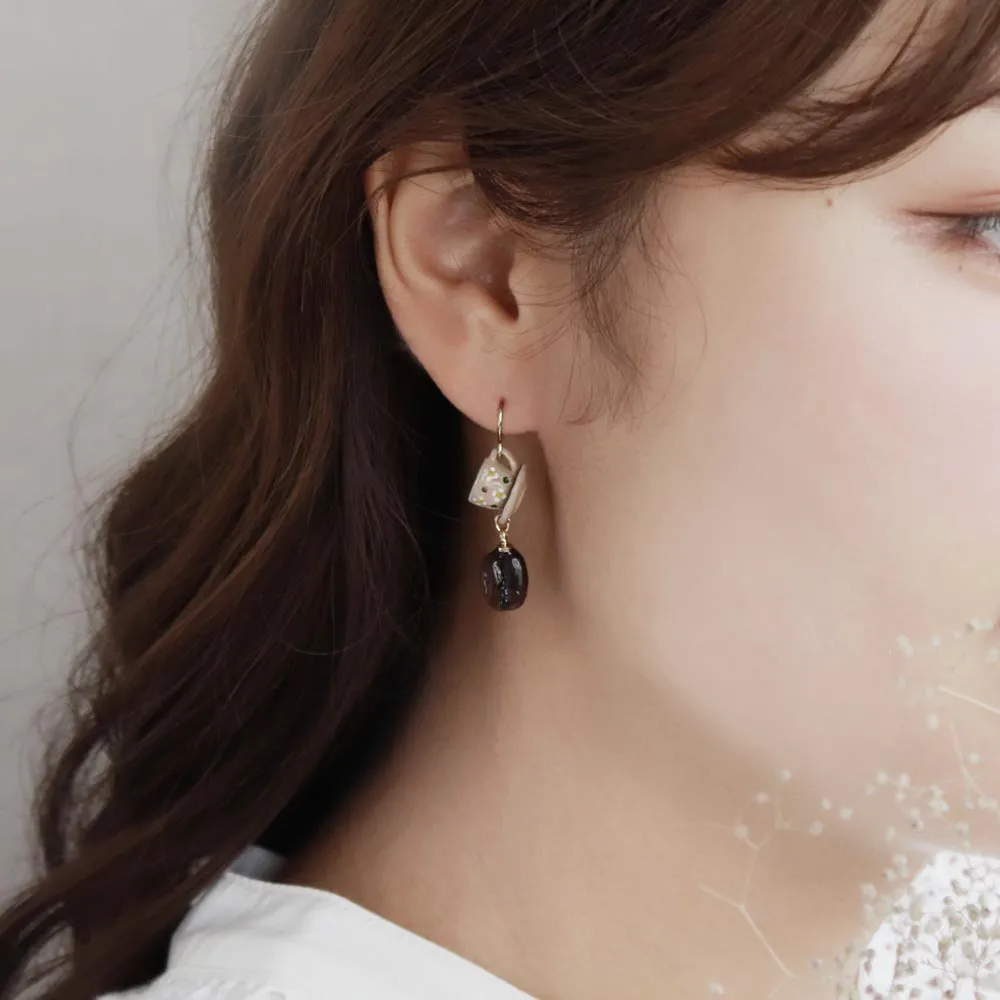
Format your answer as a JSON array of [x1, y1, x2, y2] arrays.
[[2, 0, 1000, 996]]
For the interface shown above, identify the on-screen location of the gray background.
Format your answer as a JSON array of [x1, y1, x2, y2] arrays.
[[0, 1, 246, 889]]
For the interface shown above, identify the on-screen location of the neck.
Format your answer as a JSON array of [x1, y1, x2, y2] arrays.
[[282, 554, 886, 999]]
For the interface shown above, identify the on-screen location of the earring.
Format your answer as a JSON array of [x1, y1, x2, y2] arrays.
[[467, 399, 529, 611]]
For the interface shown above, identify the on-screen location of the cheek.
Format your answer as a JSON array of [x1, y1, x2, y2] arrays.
[[557, 184, 1000, 797], [661, 188, 1000, 623]]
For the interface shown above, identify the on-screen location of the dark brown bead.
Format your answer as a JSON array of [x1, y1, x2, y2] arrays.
[[481, 547, 528, 611]]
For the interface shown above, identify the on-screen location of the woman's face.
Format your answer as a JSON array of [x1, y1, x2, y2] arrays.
[[538, 103, 1000, 829], [368, 0, 1000, 875], [363, 9, 1000, 986]]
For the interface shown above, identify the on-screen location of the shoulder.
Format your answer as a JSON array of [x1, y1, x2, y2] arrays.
[[93, 847, 533, 1000]]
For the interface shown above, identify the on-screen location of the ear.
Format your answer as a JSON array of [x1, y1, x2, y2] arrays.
[[363, 142, 564, 436]]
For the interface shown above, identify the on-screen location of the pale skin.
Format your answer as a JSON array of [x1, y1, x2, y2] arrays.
[[279, 35, 1000, 1000]]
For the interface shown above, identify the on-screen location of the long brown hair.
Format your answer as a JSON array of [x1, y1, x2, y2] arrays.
[[2, 1, 998, 998]]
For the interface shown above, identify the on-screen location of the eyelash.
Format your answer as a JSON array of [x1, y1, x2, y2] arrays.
[[948, 213, 1000, 255]]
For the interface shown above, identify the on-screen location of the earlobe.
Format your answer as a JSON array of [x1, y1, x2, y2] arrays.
[[362, 143, 545, 435]]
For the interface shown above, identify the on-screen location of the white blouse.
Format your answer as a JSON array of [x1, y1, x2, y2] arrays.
[[99, 845, 532, 1000], [97, 845, 1000, 999]]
